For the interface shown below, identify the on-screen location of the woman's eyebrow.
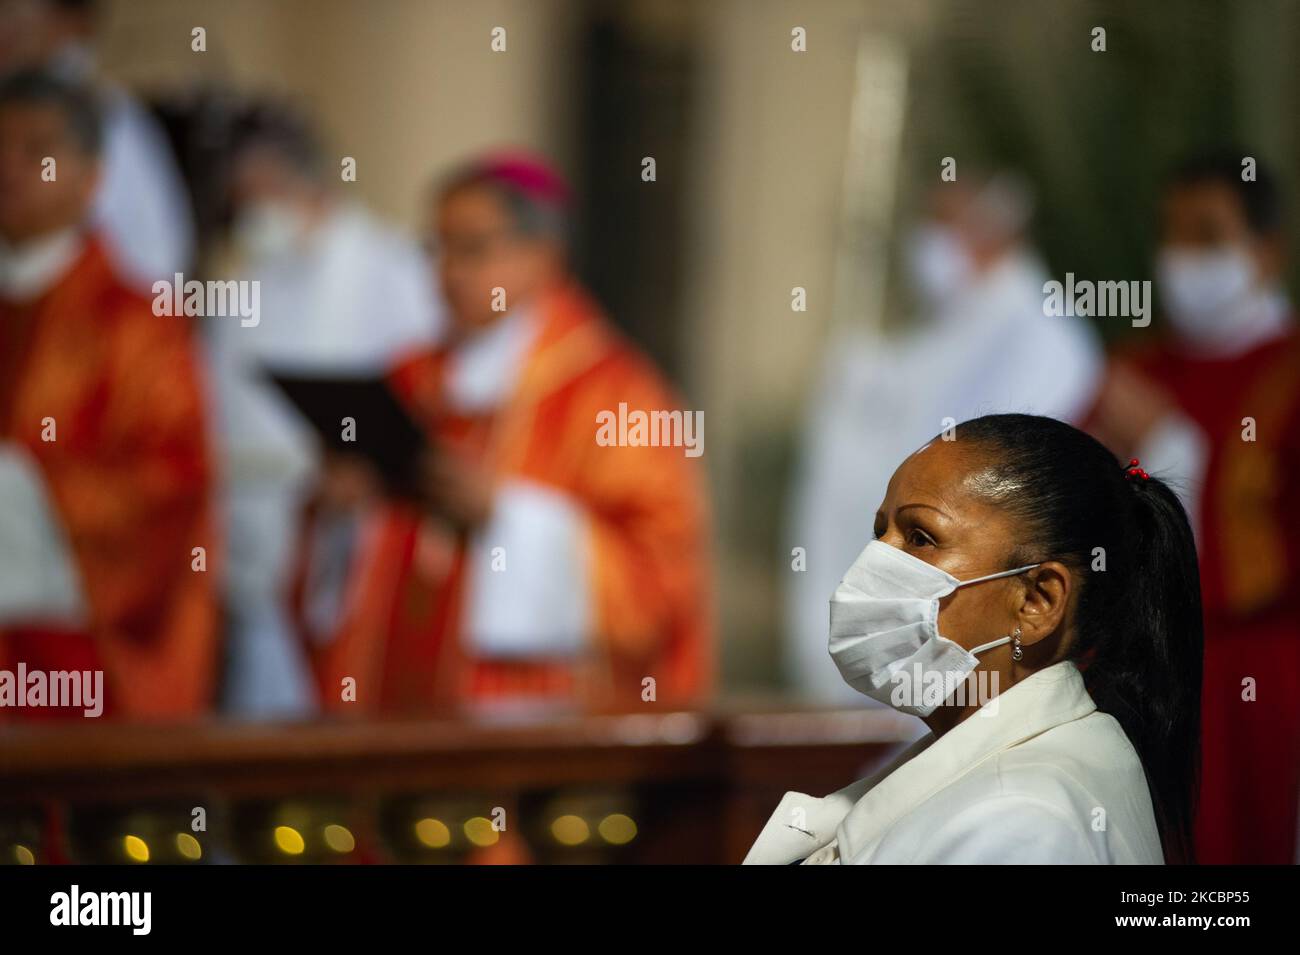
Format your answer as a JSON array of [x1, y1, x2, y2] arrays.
[[896, 502, 952, 521]]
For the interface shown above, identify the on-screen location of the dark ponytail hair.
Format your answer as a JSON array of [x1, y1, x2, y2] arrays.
[[951, 413, 1203, 863]]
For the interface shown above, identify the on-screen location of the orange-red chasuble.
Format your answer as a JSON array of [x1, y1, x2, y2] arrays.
[[298, 281, 713, 715], [0, 237, 218, 719]]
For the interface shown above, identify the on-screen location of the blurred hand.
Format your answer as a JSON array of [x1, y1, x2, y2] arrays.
[[418, 449, 495, 530], [1092, 361, 1178, 457], [316, 452, 383, 514]]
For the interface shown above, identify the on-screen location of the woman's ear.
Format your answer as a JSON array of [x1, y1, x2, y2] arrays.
[[1015, 560, 1071, 647]]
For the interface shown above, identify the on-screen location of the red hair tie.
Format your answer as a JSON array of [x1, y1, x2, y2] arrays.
[[1125, 458, 1149, 481]]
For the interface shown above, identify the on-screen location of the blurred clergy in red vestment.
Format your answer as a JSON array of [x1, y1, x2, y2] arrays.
[[0, 71, 217, 719], [294, 151, 713, 715]]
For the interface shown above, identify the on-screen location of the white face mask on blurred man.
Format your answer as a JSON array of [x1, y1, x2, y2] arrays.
[[1155, 244, 1258, 343], [904, 223, 972, 310], [1154, 168, 1292, 357], [233, 199, 313, 262]]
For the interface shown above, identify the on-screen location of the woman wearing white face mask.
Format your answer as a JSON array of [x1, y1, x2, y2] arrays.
[[745, 413, 1203, 864]]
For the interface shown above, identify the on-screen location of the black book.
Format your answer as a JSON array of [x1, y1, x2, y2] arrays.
[[262, 368, 430, 496]]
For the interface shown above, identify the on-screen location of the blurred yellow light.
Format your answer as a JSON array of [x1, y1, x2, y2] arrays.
[[323, 824, 355, 854], [597, 813, 637, 846], [175, 833, 202, 861], [414, 817, 451, 849], [550, 814, 590, 846], [123, 835, 150, 863], [463, 816, 500, 847], [13, 845, 35, 865], [274, 826, 306, 855]]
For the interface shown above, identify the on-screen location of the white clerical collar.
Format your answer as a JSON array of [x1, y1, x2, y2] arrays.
[[444, 304, 542, 412], [0, 229, 84, 303]]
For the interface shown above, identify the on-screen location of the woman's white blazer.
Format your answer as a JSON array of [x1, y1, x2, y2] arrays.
[[744, 661, 1165, 864]]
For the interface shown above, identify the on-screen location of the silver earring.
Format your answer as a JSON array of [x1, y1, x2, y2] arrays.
[[1011, 627, 1023, 661]]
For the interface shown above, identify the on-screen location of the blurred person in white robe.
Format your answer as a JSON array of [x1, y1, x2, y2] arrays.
[[207, 117, 444, 717], [0, 0, 194, 286], [786, 173, 1102, 704]]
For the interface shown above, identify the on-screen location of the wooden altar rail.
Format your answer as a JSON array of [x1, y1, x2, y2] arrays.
[[0, 706, 920, 863]]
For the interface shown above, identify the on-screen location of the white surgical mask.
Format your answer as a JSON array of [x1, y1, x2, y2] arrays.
[[1156, 245, 1257, 343], [234, 200, 312, 262], [904, 224, 972, 311], [828, 540, 1038, 717]]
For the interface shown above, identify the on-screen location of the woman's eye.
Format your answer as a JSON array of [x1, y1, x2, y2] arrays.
[[907, 529, 933, 547]]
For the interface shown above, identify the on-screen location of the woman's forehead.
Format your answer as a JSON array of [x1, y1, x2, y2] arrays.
[[888, 440, 999, 509], [898, 439, 973, 483]]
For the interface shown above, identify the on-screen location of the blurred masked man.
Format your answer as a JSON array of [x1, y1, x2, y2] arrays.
[[0, 0, 194, 285], [1090, 152, 1300, 863], [295, 152, 712, 714], [207, 115, 442, 717], [786, 173, 1102, 703], [0, 71, 216, 718]]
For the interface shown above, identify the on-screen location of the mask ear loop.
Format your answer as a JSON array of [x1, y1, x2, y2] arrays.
[[969, 626, 1024, 658], [957, 562, 1040, 588], [962, 563, 1038, 657], [970, 633, 1012, 655]]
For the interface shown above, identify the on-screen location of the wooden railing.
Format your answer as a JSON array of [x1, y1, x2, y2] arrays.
[[0, 705, 920, 864]]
